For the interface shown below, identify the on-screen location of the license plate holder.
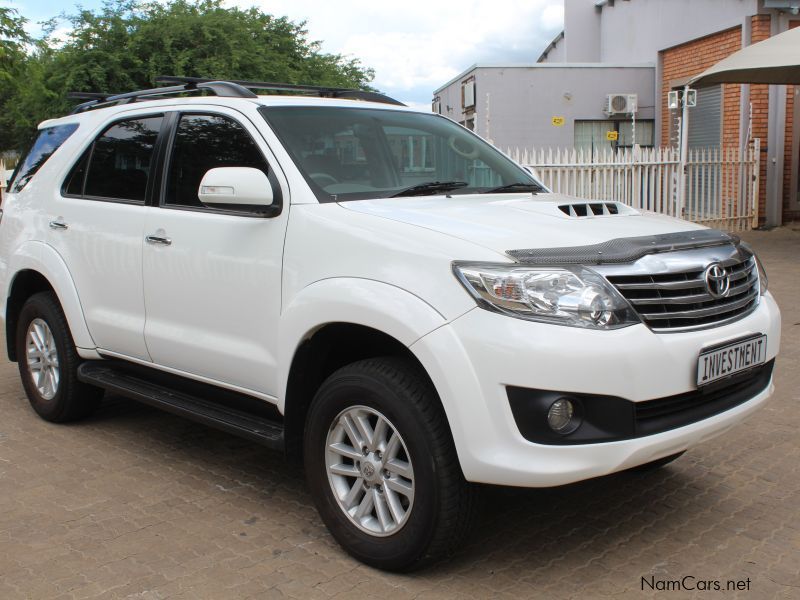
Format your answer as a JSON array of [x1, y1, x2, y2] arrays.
[[697, 334, 767, 387]]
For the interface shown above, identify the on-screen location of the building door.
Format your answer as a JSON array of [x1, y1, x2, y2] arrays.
[[688, 85, 722, 149], [685, 85, 722, 217]]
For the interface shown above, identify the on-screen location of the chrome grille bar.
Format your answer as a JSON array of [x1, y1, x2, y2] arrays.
[[606, 256, 759, 332], [640, 293, 756, 321]]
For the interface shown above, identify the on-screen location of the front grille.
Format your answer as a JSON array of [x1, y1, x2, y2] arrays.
[[606, 256, 759, 332]]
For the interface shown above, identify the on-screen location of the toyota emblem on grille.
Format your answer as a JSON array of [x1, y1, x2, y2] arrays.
[[704, 263, 731, 298]]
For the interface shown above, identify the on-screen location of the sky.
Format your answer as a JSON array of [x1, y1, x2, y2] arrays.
[[5, 0, 565, 108]]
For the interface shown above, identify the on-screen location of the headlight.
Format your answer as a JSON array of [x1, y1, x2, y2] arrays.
[[453, 262, 640, 329]]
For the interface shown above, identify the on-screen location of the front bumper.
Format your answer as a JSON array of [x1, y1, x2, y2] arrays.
[[410, 292, 781, 487]]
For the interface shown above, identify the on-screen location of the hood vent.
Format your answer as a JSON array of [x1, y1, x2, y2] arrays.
[[558, 202, 632, 217]]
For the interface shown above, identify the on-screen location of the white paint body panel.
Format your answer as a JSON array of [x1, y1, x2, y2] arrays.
[[47, 197, 150, 359], [0, 95, 782, 489], [411, 293, 780, 486], [141, 105, 290, 396], [198, 166, 273, 207]]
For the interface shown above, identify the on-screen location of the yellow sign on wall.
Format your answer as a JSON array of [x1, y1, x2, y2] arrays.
[[551, 116, 565, 127], [606, 130, 619, 141]]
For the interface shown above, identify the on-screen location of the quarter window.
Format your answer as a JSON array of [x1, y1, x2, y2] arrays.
[[68, 116, 163, 202], [9, 124, 79, 193], [165, 114, 270, 208]]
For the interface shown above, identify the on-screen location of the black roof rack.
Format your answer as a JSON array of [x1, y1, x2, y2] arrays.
[[67, 76, 404, 114], [67, 80, 257, 114], [155, 76, 405, 106]]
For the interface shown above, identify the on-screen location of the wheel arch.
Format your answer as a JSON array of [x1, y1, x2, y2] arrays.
[[279, 278, 451, 460], [283, 322, 447, 461], [4, 242, 95, 360]]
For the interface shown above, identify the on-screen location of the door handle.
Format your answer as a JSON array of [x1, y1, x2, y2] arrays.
[[145, 235, 172, 246], [49, 220, 68, 230]]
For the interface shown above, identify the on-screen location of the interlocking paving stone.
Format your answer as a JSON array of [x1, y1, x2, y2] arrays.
[[0, 227, 798, 599]]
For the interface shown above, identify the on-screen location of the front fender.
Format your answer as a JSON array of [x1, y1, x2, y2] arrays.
[[277, 277, 447, 412], [3, 241, 96, 351]]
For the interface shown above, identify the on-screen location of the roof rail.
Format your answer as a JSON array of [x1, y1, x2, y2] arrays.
[[67, 80, 257, 114], [155, 76, 405, 106], [67, 76, 404, 114]]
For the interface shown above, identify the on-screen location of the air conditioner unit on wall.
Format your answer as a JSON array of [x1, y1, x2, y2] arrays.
[[605, 93, 638, 115]]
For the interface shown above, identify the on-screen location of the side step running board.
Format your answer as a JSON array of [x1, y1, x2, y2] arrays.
[[77, 362, 284, 450]]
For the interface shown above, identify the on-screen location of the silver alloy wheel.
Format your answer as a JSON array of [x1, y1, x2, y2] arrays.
[[325, 405, 415, 537], [26, 318, 60, 400]]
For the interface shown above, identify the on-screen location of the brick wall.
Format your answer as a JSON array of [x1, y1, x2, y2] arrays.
[[660, 26, 742, 149], [657, 16, 800, 225]]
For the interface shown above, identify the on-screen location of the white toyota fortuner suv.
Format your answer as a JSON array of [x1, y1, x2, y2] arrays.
[[0, 77, 781, 571]]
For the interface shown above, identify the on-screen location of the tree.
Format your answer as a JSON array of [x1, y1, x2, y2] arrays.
[[0, 7, 29, 79], [0, 0, 375, 153], [0, 8, 33, 155]]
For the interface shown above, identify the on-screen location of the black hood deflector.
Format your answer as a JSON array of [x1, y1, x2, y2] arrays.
[[507, 229, 738, 265]]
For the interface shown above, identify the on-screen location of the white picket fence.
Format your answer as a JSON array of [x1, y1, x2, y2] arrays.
[[508, 141, 760, 232]]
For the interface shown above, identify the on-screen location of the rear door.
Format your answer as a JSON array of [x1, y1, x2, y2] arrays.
[[141, 107, 289, 397], [47, 113, 166, 360]]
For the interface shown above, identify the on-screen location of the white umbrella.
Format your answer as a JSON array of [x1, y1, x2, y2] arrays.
[[690, 26, 800, 87]]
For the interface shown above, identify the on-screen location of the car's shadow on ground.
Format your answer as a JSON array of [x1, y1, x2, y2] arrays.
[[83, 393, 719, 578]]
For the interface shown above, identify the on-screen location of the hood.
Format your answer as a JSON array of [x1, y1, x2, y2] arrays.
[[339, 193, 705, 256]]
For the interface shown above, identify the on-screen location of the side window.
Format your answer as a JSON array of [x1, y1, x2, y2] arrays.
[[165, 114, 269, 208], [64, 149, 90, 196], [73, 116, 163, 202], [9, 124, 79, 193]]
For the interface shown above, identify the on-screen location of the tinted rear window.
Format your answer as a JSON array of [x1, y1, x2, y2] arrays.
[[83, 116, 163, 202], [8, 124, 79, 193]]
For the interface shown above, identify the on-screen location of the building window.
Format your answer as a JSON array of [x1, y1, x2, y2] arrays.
[[462, 78, 475, 110], [574, 120, 655, 152], [432, 97, 442, 114]]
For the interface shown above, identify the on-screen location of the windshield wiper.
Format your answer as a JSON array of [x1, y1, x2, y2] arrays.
[[390, 181, 469, 197], [482, 182, 545, 194]]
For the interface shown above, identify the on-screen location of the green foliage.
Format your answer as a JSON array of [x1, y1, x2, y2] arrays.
[[0, 0, 375, 153], [1, 7, 30, 78]]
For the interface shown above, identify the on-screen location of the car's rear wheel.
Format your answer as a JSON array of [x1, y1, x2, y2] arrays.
[[16, 292, 103, 422], [304, 357, 478, 571]]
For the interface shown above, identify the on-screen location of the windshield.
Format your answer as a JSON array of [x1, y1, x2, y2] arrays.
[[260, 106, 545, 202]]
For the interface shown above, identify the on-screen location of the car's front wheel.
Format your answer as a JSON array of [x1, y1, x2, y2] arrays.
[[16, 292, 103, 422], [304, 357, 478, 571]]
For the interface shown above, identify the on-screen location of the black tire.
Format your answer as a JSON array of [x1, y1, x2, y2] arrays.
[[304, 357, 478, 572], [16, 291, 103, 422], [629, 451, 685, 472]]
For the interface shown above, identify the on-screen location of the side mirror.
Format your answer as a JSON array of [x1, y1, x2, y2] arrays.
[[198, 167, 273, 211]]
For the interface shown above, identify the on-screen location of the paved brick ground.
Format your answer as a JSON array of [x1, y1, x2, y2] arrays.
[[0, 228, 798, 599]]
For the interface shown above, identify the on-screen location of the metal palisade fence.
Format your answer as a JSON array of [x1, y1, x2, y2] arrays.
[[507, 141, 760, 232]]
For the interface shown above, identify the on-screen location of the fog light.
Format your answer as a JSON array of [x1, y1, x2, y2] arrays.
[[547, 398, 581, 434]]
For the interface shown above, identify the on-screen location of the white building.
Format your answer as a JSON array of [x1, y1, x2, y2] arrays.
[[432, 0, 800, 225]]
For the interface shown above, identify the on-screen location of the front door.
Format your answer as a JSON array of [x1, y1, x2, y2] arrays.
[[47, 114, 165, 360], [142, 108, 289, 397]]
